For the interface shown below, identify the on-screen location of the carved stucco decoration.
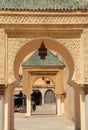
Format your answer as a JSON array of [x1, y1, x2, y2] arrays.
[[58, 38, 81, 83], [0, 13, 88, 85], [0, 29, 5, 84], [83, 29, 88, 83], [0, 14, 88, 24], [7, 34, 81, 84], [8, 37, 30, 84]]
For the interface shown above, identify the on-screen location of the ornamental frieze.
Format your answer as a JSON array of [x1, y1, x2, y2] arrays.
[[0, 14, 88, 24]]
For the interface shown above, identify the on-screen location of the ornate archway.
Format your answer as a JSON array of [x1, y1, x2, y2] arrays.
[[14, 38, 74, 86], [21, 46, 66, 116], [12, 38, 80, 130], [0, 2, 87, 129]]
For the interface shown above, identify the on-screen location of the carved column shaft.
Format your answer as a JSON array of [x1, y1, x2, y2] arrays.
[[42, 93, 44, 106]]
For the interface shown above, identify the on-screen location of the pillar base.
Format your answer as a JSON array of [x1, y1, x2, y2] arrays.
[[25, 113, 31, 117]]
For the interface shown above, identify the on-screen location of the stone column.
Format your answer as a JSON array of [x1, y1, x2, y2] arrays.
[[26, 94, 31, 116], [0, 95, 4, 130], [74, 85, 80, 130], [42, 93, 44, 105], [0, 86, 5, 130], [80, 86, 86, 130], [60, 94, 65, 115], [64, 94, 66, 116], [4, 86, 10, 130], [4, 84, 15, 130], [85, 86, 88, 130], [10, 85, 14, 130], [56, 94, 61, 115]]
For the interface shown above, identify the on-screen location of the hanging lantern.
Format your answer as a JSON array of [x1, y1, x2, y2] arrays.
[[38, 41, 47, 60]]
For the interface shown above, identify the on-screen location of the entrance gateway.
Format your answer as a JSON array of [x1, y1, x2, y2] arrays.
[[0, 0, 88, 130], [22, 42, 66, 116]]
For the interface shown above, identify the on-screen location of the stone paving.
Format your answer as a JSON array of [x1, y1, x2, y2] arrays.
[[14, 105, 75, 130]]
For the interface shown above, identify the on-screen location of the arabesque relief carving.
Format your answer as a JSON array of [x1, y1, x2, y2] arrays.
[[0, 13, 88, 84], [8, 37, 30, 84], [58, 38, 81, 83], [0, 14, 88, 24]]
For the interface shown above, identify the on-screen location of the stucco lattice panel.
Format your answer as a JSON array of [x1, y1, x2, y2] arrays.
[[0, 15, 88, 24], [0, 29, 5, 84], [83, 29, 88, 83], [58, 38, 81, 83], [8, 38, 30, 84]]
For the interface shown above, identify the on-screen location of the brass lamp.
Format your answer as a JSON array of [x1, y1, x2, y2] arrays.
[[38, 41, 47, 60]]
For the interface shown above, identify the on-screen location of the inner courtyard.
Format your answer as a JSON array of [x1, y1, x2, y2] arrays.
[[14, 112, 75, 130]]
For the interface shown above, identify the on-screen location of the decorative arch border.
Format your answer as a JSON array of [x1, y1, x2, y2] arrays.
[[14, 37, 75, 86]]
